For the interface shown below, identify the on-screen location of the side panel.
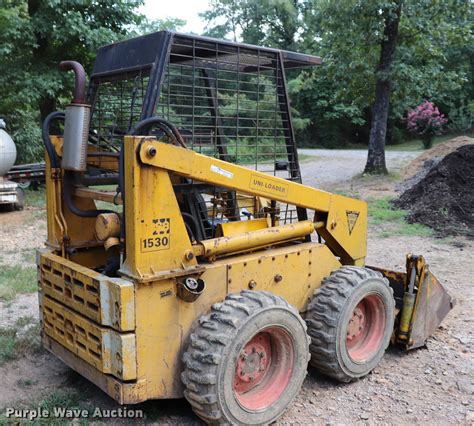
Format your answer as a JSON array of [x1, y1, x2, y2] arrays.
[[226, 243, 340, 310], [134, 266, 228, 398], [121, 137, 197, 281], [134, 242, 341, 399]]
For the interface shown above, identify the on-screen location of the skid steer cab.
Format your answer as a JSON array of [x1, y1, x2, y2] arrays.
[[37, 31, 453, 425]]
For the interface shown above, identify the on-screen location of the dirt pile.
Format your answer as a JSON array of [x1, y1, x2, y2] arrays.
[[397, 136, 474, 192], [395, 144, 474, 237], [401, 136, 474, 180]]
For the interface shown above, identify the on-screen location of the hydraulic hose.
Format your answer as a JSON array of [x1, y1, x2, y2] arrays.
[[63, 171, 115, 217], [129, 117, 187, 148], [42, 111, 65, 169], [182, 212, 201, 241]]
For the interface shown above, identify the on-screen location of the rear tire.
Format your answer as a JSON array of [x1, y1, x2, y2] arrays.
[[181, 291, 310, 425], [305, 266, 394, 383]]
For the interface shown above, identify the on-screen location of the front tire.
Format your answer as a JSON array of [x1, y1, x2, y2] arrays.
[[181, 291, 310, 425], [305, 266, 394, 383]]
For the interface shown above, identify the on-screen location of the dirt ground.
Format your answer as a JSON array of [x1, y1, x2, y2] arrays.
[[0, 149, 472, 424]]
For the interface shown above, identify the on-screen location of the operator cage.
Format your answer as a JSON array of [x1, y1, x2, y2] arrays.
[[86, 31, 321, 241]]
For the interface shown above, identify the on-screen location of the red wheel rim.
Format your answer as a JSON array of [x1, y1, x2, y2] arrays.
[[346, 294, 386, 362], [233, 327, 294, 411]]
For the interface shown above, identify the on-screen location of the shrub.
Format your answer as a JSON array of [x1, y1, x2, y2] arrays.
[[448, 102, 474, 133], [407, 101, 447, 149]]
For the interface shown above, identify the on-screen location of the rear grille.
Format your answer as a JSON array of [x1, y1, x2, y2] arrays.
[[37, 250, 135, 332], [41, 295, 137, 381], [40, 258, 101, 322]]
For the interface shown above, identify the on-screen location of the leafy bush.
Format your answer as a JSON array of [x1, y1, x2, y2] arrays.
[[406, 101, 447, 149], [448, 102, 474, 133]]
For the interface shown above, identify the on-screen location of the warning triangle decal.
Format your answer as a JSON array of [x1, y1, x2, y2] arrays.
[[346, 210, 360, 235]]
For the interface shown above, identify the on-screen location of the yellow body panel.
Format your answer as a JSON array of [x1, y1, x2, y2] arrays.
[[120, 138, 197, 281], [38, 134, 368, 404]]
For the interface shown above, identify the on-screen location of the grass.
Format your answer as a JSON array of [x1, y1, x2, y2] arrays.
[[385, 133, 473, 151], [22, 248, 36, 264], [368, 196, 433, 238], [24, 187, 47, 209], [0, 328, 17, 364], [308, 132, 474, 152], [356, 171, 401, 182], [0, 317, 41, 365], [0, 264, 38, 300]]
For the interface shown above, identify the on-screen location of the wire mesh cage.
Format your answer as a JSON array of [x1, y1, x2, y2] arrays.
[[86, 32, 320, 239], [88, 70, 150, 152]]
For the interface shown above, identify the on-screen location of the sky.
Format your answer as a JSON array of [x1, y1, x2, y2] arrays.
[[140, 0, 210, 34]]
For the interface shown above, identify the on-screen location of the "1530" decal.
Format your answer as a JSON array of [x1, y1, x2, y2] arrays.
[[141, 218, 171, 252]]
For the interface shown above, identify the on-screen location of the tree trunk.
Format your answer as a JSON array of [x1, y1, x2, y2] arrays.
[[422, 135, 433, 149], [364, 3, 402, 174]]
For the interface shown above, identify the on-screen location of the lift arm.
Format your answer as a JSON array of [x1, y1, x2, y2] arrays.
[[137, 138, 368, 266]]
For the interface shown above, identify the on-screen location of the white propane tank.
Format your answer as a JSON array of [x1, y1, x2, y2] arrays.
[[0, 119, 17, 176]]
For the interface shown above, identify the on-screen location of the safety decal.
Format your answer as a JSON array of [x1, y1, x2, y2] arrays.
[[211, 164, 234, 179], [346, 210, 360, 235]]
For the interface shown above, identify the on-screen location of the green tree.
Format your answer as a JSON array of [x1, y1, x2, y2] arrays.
[[202, 0, 473, 173], [136, 17, 186, 35], [201, 0, 302, 49], [0, 0, 143, 163]]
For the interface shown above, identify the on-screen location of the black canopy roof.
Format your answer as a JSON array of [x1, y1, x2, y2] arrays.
[[91, 31, 321, 77]]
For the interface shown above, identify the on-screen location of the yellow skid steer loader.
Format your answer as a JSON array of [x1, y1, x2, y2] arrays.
[[37, 31, 453, 424]]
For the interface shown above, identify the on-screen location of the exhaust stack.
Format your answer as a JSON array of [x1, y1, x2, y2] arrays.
[[59, 61, 90, 171]]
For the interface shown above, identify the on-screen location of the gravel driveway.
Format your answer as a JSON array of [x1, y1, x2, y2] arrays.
[[298, 149, 419, 187]]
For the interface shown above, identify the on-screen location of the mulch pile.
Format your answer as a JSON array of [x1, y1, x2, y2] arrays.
[[401, 136, 473, 181], [395, 144, 474, 238]]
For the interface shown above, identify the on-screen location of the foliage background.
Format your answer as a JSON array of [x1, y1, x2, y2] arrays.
[[202, 0, 473, 148], [0, 0, 472, 163]]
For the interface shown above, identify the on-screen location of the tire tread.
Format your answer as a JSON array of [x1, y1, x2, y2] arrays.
[[305, 266, 393, 383], [181, 291, 309, 424]]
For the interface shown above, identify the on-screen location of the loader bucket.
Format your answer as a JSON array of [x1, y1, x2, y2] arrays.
[[369, 255, 454, 350]]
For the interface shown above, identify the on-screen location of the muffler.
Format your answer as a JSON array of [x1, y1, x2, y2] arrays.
[[59, 61, 90, 171]]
